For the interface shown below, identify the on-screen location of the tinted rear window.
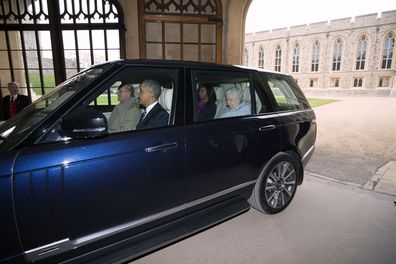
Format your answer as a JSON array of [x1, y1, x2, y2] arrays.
[[258, 73, 310, 111]]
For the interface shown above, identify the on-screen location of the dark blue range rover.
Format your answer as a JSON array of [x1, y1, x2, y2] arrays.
[[0, 60, 316, 263]]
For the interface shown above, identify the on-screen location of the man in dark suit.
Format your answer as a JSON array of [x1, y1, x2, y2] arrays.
[[136, 79, 169, 130], [2, 81, 31, 120]]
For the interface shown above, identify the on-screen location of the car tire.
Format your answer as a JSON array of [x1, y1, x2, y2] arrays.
[[249, 152, 299, 214]]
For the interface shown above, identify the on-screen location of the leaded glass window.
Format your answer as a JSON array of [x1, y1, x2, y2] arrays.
[[59, 0, 123, 78], [274, 45, 281, 72], [356, 35, 367, 70], [292, 43, 300, 73], [258, 47, 264, 68], [0, 0, 124, 104], [382, 32, 394, 69], [353, 78, 363, 87], [311, 40, 320, 72], [379, 76, 390, 87], [332, 38, 342, 71], [141, 0, 223, 63], [244, 48, 249, 66]]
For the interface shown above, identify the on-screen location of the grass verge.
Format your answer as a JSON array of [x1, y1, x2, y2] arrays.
[[307, 98, 339, 107]]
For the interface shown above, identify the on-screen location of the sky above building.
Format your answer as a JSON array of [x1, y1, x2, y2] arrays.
[[245, 0, 396, 33]]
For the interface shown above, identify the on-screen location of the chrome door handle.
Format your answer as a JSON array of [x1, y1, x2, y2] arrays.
[[259, 125, 276, 131], [145, 142, 178, 153]]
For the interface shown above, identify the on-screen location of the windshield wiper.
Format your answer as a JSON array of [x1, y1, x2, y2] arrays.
[[0, 135, 12, 143]]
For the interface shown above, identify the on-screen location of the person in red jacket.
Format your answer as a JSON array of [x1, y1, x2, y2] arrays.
[[2, 81, 31, 120]]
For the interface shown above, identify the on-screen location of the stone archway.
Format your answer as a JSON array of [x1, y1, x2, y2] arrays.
[[222, 0, 252, 65]]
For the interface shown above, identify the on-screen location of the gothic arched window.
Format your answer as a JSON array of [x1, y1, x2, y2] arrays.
[[311, 40, 320, 72], [258, 47, 264, 68], [356, 34, 368, 70], [382, 31, 395, 69], [274, 45, 282, 72], [292, 43, 300, 72], [354, 78, 363, 87], [0, 0, 124, 101], [244, 48, 249, 66], [333, 38, 343, 71], [60, 0, 124, 78]]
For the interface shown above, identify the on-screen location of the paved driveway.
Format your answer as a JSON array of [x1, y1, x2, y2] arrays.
[[306, 97, 396, 186], [129, 97, 396, 264], [133, 176, 396, 264]]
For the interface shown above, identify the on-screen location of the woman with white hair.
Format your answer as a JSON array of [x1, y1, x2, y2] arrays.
[[220, 86, 251, 118]]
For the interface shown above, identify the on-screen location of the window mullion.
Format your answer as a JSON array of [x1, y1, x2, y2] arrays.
[[47, 0, 66, 85], [19, 31, 32, 99], [34, 30, 46, 95], [5, 31, 15, 81]]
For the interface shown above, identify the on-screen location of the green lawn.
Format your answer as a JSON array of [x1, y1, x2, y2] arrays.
[[90, 94, 118, 105], [273, 96, 338, 108], [29, 71, 56, 95], [307, 98, 338, 107]]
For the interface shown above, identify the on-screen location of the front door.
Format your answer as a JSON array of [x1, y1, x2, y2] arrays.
[[12, 66, 186, 261]]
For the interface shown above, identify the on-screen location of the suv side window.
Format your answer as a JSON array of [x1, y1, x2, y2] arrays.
[[192, 70, 253, 121], [40, 67, 178, 143], [88, 68, 177, 133], [251, 77, 274, 114], [262, 74, 306, 111]]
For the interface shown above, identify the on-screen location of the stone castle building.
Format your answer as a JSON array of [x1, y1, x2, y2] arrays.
[[245, 10, 396, 96]]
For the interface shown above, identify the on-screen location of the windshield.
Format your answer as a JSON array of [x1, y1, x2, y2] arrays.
[[0, 64, 111, 147]]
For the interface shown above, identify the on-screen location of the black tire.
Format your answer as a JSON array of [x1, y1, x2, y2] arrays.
[[249, 152, 299, 214]]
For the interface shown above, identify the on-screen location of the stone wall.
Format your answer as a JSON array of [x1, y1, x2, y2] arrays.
[[245, 10, 396, 96]]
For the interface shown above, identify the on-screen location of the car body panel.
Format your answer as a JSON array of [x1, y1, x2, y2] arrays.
[[0, 152, 24, 262], [0, 59, 316, 263], [13, 126, 186, 260], [184, 115, 283, 205]]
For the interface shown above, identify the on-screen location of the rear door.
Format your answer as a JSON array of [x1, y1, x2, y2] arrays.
[[258, 72, 316, 167], [184, 68, 282, 209], [12, 66, 187, 262]]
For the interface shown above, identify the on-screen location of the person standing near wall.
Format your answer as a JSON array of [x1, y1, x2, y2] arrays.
[[2, 81, 31, 120]]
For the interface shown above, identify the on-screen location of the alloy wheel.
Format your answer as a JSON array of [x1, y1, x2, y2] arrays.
[[264, 161, 296, 209]]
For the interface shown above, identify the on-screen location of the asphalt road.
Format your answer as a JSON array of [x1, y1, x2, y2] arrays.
[[132, 176, 396, 264], [305, 97, 396, 186]]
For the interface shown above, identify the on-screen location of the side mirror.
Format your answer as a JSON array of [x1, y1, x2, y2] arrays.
[[60, 108, 108, 139]]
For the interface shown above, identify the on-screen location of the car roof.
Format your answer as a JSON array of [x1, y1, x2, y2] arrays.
[[234, 65, 291, 76], [106, 59, 291, 77]]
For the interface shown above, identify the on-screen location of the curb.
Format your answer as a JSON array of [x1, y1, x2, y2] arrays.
[[306, 169, 396, 198], [306, 171, 362, 188], [363, 160, 395, 190]]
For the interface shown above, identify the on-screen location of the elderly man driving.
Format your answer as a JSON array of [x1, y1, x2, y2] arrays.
[[108, 83, 141, 133]]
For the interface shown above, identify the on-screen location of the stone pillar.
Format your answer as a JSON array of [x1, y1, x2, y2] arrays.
[[223, 0, 252, 65], [118, 0, 140, 59], [0, 0, 26, 96], [2, 32, 26, 94]]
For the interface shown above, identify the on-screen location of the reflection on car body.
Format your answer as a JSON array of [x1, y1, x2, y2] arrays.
[[0, 60, 316, 264]]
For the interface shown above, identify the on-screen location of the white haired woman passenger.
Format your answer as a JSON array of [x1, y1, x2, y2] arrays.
[[220, 86, 251, 118]]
